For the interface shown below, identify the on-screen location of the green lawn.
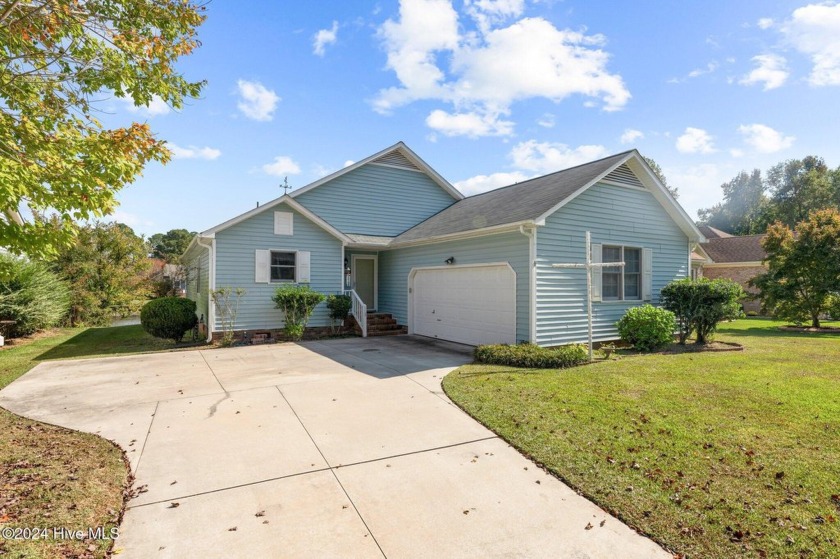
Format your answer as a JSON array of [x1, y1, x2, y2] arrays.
[[0, 325, 203, 559], [443, 319, 840, 559]]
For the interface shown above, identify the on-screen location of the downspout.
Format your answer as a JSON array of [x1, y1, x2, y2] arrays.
[[196, 236, 214, 343], [519, 224, 537, 344]]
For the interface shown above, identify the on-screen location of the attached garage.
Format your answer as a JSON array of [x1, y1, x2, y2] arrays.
[[409, 264, 516, 346]]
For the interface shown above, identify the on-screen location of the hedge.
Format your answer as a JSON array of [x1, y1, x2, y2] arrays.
[[474, 342, 588, 369]]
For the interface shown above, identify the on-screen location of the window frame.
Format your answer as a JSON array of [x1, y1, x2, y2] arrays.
[[269, 250, 296, 283], [601, 245, 643, 302]]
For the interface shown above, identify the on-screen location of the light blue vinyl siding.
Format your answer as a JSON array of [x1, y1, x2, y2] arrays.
[[535, 182, 689, 346], [183, 243, 210, 326], [379, 231, 531, 343], [294, 164, 457, 236], [213, 204, 343, 331]]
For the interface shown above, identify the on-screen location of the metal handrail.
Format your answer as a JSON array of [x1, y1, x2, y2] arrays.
[[345, 289, 367, 337]]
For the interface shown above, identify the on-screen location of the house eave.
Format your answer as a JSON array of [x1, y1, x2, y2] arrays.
[[388, 220, 535, 249]]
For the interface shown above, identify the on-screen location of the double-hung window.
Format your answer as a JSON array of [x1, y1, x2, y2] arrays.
[[270, 251, 296, 282], [602, 245, 642, 301]]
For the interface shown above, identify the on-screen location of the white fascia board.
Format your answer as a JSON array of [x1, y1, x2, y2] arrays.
[[387, 220, 534, 249], [534, 152, 636, 225], [200, 195, 351, 244], [289, 141, 464, 201]]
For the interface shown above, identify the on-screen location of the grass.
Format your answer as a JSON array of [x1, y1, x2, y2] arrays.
[[443, 319, 840, 559], [0, 325, 202, 559]]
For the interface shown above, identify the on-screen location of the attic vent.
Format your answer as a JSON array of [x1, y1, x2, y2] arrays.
[[603, 164, 645, 189], [372, 150, 421, 171]]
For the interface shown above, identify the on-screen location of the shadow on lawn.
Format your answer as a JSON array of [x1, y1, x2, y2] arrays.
[[717, 319, 840, 340], [35, 324, 204, 361]]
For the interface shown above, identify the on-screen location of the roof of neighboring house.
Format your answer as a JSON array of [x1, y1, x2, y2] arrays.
[[697, 225, 733, 239], [394, 150, 698, 244], [702, 234, 766, 263]]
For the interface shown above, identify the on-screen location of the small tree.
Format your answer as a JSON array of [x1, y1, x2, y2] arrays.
[[326, 294, 351, 333], [616, 305, 676, 352], [661, 278, 744, 345], [212, 287, 245, 346], [272, 285, 325, 341], [751, 209, 840, 328]]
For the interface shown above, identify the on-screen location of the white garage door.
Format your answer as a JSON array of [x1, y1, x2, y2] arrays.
[[411, 265, 516, 346]]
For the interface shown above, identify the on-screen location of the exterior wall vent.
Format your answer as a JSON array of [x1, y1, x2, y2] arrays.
[[372, 150, 421, 171], [603, 164, 645, 189]]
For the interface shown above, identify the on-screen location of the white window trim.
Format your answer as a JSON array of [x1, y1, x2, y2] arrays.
[[269, 250, 297, 283], [601, 244, 643, 302]]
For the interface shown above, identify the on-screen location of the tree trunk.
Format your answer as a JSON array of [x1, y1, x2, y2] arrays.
[[811, 311, 821, 329]]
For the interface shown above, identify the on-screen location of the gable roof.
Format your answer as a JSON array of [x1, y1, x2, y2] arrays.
[[703, 234, 766, 263], [289, 141, 463, 201], [393, 150, 703, 245], [698, 225, 733, 239]]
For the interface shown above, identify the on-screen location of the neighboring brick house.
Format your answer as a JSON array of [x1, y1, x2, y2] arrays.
[[691, 226, 767, 313]]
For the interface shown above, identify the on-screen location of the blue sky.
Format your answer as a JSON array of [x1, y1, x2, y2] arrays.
[[102, 0, 840, 237]]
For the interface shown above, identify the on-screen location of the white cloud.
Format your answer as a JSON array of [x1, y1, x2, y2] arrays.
[[730, 148, 745, 158], [669, 62, 718, 83], [676, 127, 716, 154], [737, 123, 795, 153], [739, 54, 789, 90], [374, 1, 629, 136], [425, 108, 514, 137], [108, 210, 154, 229], [236, 80, 280, 121], [782, 3, 840, 86], [122, 94, 170, 116], [666, 163, 726, 220], [343, 160, 355, 168], [537, 113, 555, 128], [757, 17, 774, 29], [167, 143, 221, 160], [262, 156, 301, 176], [510, 141, 607, 173], [620, 128, 644, 144], [313, 21, 339, 56], [454, 171, 530, 195]]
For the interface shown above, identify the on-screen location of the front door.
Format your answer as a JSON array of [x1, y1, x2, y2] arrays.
[[352, 255, 377, 310]]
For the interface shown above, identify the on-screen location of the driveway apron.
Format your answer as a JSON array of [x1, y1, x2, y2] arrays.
[[0, 336, 670, 558]]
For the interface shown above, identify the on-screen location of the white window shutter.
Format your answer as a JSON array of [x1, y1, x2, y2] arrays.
[[274, 211, 293, 235], [642, 248, 653, 301], [591, 242, 602, 302], [255, 250, 270, 283], [296, 251, 311, 283]]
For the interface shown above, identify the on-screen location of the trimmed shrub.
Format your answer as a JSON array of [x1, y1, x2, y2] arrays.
[[616, 304, 676, 352], [474, 342, 588, 369], [0, 254, 71, 337], [326, 294, 351, 322], [140, 297, 198, 342], [272, 284, 326, 341], [660, 278, 744, 344]]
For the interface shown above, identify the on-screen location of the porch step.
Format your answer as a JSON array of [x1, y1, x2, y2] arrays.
[[352, 313, 407, 337]]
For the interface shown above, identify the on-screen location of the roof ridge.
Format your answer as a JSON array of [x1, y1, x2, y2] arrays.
[[458, 149, 637, 201]]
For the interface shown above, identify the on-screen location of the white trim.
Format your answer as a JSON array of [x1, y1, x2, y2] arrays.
[[519, 225, 537, 343], [195, 236, 215, 343], [340, 244, 346, 291], [407, 262, 517, 343], [390, 221, 533, 249], [199, 196, 352, 243], [289, 141, 463, 201], [351, 254, 378, 310], [702, 261, 765, 268]]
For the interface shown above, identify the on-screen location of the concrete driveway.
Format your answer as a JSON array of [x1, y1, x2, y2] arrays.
[[0, 336, 669, 558]]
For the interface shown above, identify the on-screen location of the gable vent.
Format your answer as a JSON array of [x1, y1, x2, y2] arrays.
[[603, 164, 645, 189], [372, 150, 421, 172]]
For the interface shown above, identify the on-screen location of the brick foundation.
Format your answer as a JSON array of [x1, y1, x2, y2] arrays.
[[702, 265, 766, 314], [211, 323, 356, 344]]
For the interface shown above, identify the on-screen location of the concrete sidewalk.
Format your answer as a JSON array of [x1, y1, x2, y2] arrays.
[[0, 336, 670, 558]]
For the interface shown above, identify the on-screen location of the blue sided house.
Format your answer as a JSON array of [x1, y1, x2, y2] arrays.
[[183, 142, 704, 347]]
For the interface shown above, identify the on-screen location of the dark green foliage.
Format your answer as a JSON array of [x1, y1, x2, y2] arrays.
[[326, 294, 351, 321], [828, 296, 840, 321], [616, 304, 676, 352], [474, 343, 588, 369], [148, 229, 196, 261], [661, 278, 744, 344], [0, 254, 70, 337], [140, 297, 197, 342], [697, 169, 771, 235], [272, 285, 326, 340]]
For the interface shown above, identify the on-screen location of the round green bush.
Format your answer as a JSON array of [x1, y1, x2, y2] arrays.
[[616, 304, 676, 352], [140, 297, 198, 342]]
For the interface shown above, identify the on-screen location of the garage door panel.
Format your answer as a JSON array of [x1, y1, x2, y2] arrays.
[[411, 265, 516, 346]]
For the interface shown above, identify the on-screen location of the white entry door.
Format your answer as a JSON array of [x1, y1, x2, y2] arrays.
[[411, 264, 516, 346]]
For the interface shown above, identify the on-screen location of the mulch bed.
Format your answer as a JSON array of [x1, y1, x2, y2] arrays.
[[661, 341, 744, 353]]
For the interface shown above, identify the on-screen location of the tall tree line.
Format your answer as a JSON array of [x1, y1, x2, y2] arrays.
[[698, 156, 840, 234]]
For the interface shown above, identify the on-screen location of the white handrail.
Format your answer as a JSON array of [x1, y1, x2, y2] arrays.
[[345, 290, 367, 337]]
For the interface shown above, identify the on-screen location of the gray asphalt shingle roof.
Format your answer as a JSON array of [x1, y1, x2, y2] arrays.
[[393, 151, 633, 244], [703, 235, 767, 263]]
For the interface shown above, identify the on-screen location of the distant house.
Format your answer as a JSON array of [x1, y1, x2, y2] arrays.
[[148, 258, 186, 297], [692, 226, 767, 313], [183, 142, 703, 346]]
